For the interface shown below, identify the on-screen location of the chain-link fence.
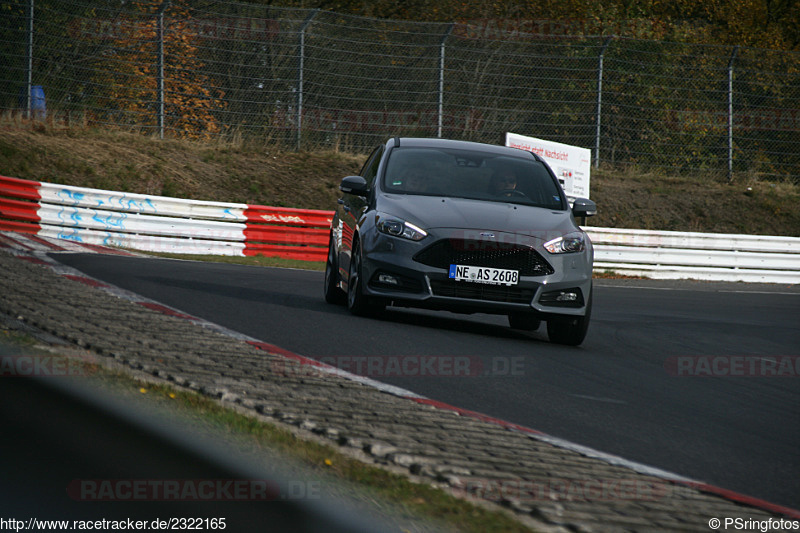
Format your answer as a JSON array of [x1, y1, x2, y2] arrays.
[[2, 0, 799, 182]]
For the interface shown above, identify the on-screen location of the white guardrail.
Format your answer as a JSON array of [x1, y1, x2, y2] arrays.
[[0, 175, 331, 261], [585, 227, 800, 284]]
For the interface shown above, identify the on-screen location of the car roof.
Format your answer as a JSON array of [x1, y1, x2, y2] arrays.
[[392, 137, 538, 160]]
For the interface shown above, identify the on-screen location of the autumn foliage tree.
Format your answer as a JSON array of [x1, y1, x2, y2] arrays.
[[100, 0, 225, 139], [269, 0, 800, 50]]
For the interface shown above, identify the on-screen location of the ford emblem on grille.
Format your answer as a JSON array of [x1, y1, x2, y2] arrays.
[[480, 232, 495, 238]]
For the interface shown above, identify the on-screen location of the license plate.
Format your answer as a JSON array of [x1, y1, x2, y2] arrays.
[[449, 265, 519, 286]]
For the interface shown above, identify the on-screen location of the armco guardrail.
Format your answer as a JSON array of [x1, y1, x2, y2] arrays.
[[0, 175, 331, 261], [2, 175, 798, 283], [587, 227, 800, 284]]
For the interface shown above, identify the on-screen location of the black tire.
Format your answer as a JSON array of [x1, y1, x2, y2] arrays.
[[346, 239, 384, 316], [546, 288, 592, 346], [323, 235, 346, 305], [508, 313, 541, 331]]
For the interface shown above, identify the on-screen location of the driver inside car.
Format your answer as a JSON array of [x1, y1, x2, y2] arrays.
[[403, 167, 428, 193], [489, 169, 519, 196]]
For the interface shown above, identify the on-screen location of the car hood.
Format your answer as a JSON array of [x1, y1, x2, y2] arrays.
[[378, 194, 579, 241]]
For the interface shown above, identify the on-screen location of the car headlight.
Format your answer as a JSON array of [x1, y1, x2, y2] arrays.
[[376, 216, 428, 241], [544, 232, 586, 254]]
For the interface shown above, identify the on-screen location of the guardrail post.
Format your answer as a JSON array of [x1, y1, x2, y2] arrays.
[[594, 36, 613, 169]]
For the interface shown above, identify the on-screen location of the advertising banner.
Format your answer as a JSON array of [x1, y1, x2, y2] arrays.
[[505, 132, 591, 199]]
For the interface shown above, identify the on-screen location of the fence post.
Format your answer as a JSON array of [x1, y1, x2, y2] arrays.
[[438, 24, 455, 138], [595, 36, 613, 169], [297, 10, 319, 150], [728, 45, 739, 182], [157, 1, 171, 139], [25, 0, 34, 119]]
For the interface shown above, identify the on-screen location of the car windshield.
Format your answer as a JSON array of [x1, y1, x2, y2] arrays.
[[382, 146, 564, 209]]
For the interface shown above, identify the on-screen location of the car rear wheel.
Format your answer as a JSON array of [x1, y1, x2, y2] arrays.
[[508, 313, 540, 331], [546, 288, 592, 346], [347, 240, 384, 316], [324, 236, 346, 305]]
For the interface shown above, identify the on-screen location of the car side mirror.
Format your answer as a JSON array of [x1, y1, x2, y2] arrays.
[[340, 176, 369, 197], [572, 198, 597, 218]]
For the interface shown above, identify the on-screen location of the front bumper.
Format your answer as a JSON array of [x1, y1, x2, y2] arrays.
[[359, 229, 593, 318]]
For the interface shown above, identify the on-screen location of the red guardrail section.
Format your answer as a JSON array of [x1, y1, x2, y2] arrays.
[[0, 197, 41, 223], [243, 205, 334, 228], [0, 176, 42, 234], [243, 205, 332, 261], [0, 175, 41, 201]]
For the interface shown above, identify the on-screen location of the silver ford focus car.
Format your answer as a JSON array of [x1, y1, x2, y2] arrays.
[[324, 137, 597, 345]]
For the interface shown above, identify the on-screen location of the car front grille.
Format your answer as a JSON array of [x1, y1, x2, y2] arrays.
[[429, 279, 536, 304], [414, 239, 554, 276]]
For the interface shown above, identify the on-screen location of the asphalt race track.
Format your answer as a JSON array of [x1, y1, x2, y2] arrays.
[[53, 253, 800, 510]]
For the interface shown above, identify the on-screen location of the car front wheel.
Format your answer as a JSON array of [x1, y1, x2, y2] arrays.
[[324, 236, 345, 305], [347, 240, 383, 316], [546, 289, 592, 346]]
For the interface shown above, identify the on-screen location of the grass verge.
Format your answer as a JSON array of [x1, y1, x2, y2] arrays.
[[136, 251, 326, 271]]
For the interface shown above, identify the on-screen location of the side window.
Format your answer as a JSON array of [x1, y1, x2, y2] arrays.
[[360, 145, 385, 187]]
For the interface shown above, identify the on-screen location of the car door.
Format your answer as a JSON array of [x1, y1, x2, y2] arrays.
[[339, 144, 384, 286]]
